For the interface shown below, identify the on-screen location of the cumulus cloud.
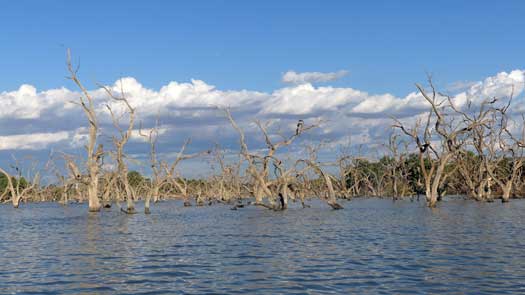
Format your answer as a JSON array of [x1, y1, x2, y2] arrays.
[[282, 70, 348, 84], [457, 70, 524, 106], [70, 127, 90, 148], [103, 77, 267, 115], [0, 85, 73, 119], [351, 70, 525, 117], [262, 83, 364, 115], [0, 69, 524, 176], [0, 131, 69, 150]]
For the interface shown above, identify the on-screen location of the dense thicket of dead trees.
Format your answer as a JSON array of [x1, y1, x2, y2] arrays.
[[2, 56, 525, 211], [392, 78, 525, 206], [223, 109, 343, 210]]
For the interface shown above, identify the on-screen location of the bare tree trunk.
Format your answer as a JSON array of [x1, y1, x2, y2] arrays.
[[428, 156, 449, 208], [121, 174, 136, 214], [421, 174, 431, 203], [152, 185, 160, 203], [255, 184, 264, 204], [145, 198, 151, 214], [144, 182, 159, 213], [153, 187, 160, 203], [303, 160, 343, 210], [502, 183, 512, 203], [12, 195, 22, 208], [73, 183, 83, 203], [67, 50, 101, 212], [61, 183, 68, 205], [87, 168, 101, 212], [279, 184, 289, 210]]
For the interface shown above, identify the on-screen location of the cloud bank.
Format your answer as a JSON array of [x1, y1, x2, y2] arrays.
[[0, 131, 69, 150], [0, 69, 523, 176]]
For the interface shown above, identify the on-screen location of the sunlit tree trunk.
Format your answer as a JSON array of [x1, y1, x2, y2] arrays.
[[67, 50, 101, 212]]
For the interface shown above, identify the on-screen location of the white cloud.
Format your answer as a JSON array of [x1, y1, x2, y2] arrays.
[[0, 131, 69, 150], [459, 70, 525, 106], [130, 126, 169, 142], [351, 70, 525, 116], [0, 85, 72, 119], [0, 69, 523, 166], [282, 70, 348, 84], [70, 127, 89, 148], [102, 77, 267, 116], [262, 83, 364, 115]]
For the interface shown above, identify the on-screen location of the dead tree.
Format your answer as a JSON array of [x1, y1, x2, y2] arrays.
[[270, 155, 308, 210], [339, 146, 372, 198], [223, 108, 320, 209], [46, 153, 70, 205], [0, 164, 39, 208], [486, 106, 525, 202], [67, 50, 102, 212], [163, 139, 209, 207], [100, 172, 117, 208], [104, 83, 137, 214], [223, 109, 273, 207], [386, 134, 411, 199], [333, 155, 353, 199], [139, 121, 163, 214], [443, 91, 501, 201], [60, 153, 86, 204], [298, 145, 343, 209], [393, 78, 485, 207], [212, 145, 243, 203]]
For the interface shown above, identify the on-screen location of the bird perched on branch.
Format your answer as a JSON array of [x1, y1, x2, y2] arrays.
[[296, 120, 304, 135]]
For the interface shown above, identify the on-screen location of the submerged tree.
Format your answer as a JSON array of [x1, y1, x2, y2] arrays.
[[139, 121, 162, 214], [485, 105, 525, 202], [67, 49, 103, 212], [223, 108, 343, 210], [0, 166, 37, 208], [104, 83, 137, 214], [393, 78, 493, 207], [162, 139, 210, 207]]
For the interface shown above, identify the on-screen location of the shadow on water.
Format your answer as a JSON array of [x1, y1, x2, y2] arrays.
[[1, 198, 525, 294]]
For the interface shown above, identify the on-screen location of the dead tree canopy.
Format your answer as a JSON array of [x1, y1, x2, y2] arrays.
[[393, 77, 514, 207], [222, 107, 343, 210]]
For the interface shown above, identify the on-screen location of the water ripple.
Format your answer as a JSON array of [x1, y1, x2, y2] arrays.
[[1, 199, 525, 294]]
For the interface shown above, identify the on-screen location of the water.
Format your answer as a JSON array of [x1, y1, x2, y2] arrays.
[[1, 198, 525, 294]]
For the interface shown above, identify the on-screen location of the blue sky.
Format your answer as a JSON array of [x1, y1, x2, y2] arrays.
[[1, 0, 523, 95], [1, 0, 525, 178]]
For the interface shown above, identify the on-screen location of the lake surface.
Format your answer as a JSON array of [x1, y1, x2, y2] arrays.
[[1, 198, 525, 294]]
